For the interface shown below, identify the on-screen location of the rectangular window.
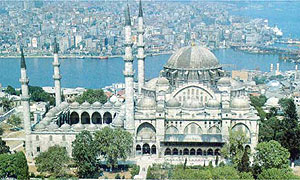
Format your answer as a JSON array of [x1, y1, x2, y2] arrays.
[[37, 147, 40, 152]]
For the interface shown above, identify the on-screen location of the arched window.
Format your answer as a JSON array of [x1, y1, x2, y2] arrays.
[[142, 144, 150, 154], [70, 112, 79, 125], [207, 149, 213, 156], [136, 145, 141, 151], [165, 148, 171, 155], [215, 149, 221, 156], [165, 126, 179, 134], [92, 112, 102, 124], [197, 148, 202, 155], [151, 145, 156, 154], [184, 123, 202, 134], [232, 123, 251, 140], [173, 148, 178, 155], [137, 123, 156, 140], [183, 148, 189, 155], [190, 148, 196, 155], [81, 112, 90, 124], [103, 112, 112, 124]]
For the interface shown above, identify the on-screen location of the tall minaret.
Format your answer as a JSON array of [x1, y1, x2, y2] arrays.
[[137, 0, 145, 94], [19, 48, 32, 158], [53, 38, 62, 106], [123, 4, 135, 133]]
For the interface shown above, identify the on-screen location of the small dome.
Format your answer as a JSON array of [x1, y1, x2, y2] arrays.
[[231, 98, 250, 109], [183, 99, 203, 109], [48, 123, 59, 130], [92, 101, 102, 108], [46, 111, 55, 117], [137, 97, 156, 109], [157, 77, 169, 85], [35, 123, 45, 130], [70, 101, 80, 108], [207, 99, 220, 108], [60, 102, 69, 109], [73, 123, 85, 131], [144, 78, 158, 90], [114, 100, 123, 107], [103, 101, 113, 107], [81, 101, 91, 108], [60, 124, 71, 130], [86, 124, 97, 131], [112, 114, 124, 127], [217, 77, 231, 85], [166, 98, 181, 108], [41, 120, 50, 126], [164, 46, 220, 70], [265, 97, 279, 107]]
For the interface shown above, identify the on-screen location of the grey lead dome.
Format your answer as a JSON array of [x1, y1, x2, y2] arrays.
[[164, 46, 220, 70]]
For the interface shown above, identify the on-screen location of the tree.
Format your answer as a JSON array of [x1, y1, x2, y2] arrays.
[[75, 89, 107, 104], [254, 140, 290, 173], [5, 85, 16, 95], [250, 95, 267, 108], [238, 148, 250, 172], [7, 114, 22, 127], [0, 126, 3, 135], [0, 152, 29, 179], [277, 98, 300, 164], [0, 97, 13, 112], [35, 145, 70, 177], [258, 116, 281, 142], [28, 86, 55, 105], [72, 130, 98, 178], [258, 168, 300, 180], [94, 127, 133, 169], [221, 129, 248, 167], [0, 137, 10, 154]]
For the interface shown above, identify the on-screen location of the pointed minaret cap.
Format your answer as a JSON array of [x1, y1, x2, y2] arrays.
[[53, 37, 59, 54], [138, 0, 143, 17], [20, 47, 26, 69], [125, 4, 131, 26]]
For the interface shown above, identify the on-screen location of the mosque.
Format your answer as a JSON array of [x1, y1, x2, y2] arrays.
[[19, 1, 259, 163]]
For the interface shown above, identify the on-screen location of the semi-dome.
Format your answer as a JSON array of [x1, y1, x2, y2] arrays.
[[231, 98, 250, 109], [166, 98, 181, 108], [207, 99, 220, 108], [137, 97, 156, 109], [164, 46, 220, 70]]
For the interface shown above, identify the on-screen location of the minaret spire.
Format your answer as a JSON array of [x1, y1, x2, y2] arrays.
[[123, 4, 135, 133], [53, 38, 62, 106], [137, 0, 145, 94], [19, 47, 32, 159]]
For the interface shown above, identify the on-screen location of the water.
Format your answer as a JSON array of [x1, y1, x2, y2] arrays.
[[0, 49, 296, 89]]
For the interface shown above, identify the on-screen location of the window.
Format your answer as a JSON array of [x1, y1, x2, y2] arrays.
[[36, 135, 39, 141], [49, 135, 53, 141], [62, 135, 66, 141], [37, 147, 40, 152]]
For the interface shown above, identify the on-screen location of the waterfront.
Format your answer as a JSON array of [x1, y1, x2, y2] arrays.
[[0, 49, 297, 89]]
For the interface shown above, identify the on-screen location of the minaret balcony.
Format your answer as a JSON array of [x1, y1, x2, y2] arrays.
[[123, 70, 134, 77], [125, 41, 133, 47], [52, 62, 60, 67], [137, 43, 145, 48], [21, 95, 30, 101], [123, 56, 134, 62], [19, 78, 29, 84], [138, 29, 145, 34], [136, 54, 146, 59], [53, 74, 62, 80]]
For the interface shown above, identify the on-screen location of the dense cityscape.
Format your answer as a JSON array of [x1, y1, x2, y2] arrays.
[[1, 1, 300, 179], [0, 1, 283, 57]]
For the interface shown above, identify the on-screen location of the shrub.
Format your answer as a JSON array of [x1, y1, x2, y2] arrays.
[[258, 168, 300, 179]]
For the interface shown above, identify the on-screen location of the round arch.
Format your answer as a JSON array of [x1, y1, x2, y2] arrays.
[[142, 144, 150, 154], [197, 148, 202, 155], [207, 149, 213, 156], [173, 148, 178, 155], [190, 148, 196, 155], [232, 123, 251, 138], [81, 112, 90, 124], [151, 145, 156, 154], [215, 149, 221, 156], [70, 112, 79, 125], [136, 145, 141, 151], [136, 122, 156, 140], [92, 112, 102, 124], [103, 112, 112, 124], [165, 148, 171, 155], [207, 126, 221, 134], [172, 85, 215, 99], [184, 123, 202, 134], [183, 148, 189, 155], [165, 126, 179, 134]]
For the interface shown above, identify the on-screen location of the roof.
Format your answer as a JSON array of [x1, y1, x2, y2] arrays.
[[164, 46, 220, 70]]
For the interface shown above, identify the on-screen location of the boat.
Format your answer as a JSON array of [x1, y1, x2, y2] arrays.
[[99, 56, 108, 60]]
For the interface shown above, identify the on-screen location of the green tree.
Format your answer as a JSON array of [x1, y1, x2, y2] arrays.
[[28, 86, 55, 105], [277, 98, 300, 164], [258, 168, 300, 180], [130, 164, 140, 178], [250, 95, 267, 108], [5, 85, 16, 95], [238, 148, 250, 172], [35, 145, 70, 177], [94, 127, 133, 169], [0, 152, 29, 179], [72, 130, 98, 178], [0, 97, 13, 112], [7, 114, 22, 127], [75, 89, 107, 104], [0, 137, 10, 154], [221, 129, 248, 167], [254, 140, 290, 173], [0, 126, 3, 135]]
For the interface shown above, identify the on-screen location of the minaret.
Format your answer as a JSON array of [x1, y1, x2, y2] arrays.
[[19, 48, 32, 158], [123, 5, 135, 132], [295, 64, 298, 80], [137, 0, 145, 94], [270, 64, 273, 72], [53, 38, 62, 106]]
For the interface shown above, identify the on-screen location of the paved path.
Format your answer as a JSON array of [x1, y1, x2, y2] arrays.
[[134, 155, 160, 179]]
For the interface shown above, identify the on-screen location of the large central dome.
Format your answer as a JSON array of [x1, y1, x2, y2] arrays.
[[164, 46, 220, 70]]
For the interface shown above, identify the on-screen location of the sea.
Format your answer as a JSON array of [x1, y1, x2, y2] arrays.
[[0, 1, 299, 89]]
